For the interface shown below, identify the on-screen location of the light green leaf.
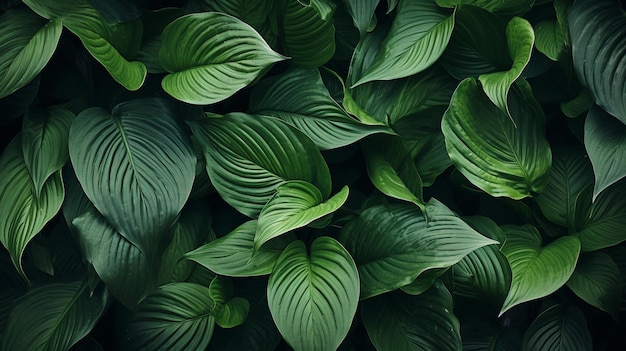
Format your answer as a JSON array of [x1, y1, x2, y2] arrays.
[[24, 0, 147, 90], [304, 0, 335, 21], [478, 17, 534, 120], [500, 225, 581, 314], [561, 89, 593, 118], [0, 8, 61, 99], [190, 113, 331, 218], [1, 281, 109, 351], [256, 181, 348, 250], [535, 20, 565, 61], [0, 135, 64, 278], [351, 0, 455, 86], [267, 237, 359, 351], [442, 78, 552, 199], [522, 305, 592, 351], [159, 12, 285, 105], [119, 282, 216, 351], [69, 98, 196, 252], [209, 276, 250, 328], [436, 0, 534, 16], [362, 283, 461, 351], [569, 0, 626, 124], [339, 199, 497, 299], [342, 0, 379, 36]]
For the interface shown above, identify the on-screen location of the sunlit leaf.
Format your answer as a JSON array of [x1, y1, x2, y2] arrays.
[[522, 305, 592, 351]]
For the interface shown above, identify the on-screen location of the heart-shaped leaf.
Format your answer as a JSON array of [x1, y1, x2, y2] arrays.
[[500, 225, 580, 314], [159, 12, 285, 105], [267, 237, 359, 351], [522, 304, 593, 351]]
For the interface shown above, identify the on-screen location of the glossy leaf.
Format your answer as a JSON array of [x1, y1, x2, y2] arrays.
[[500, 225, 581, 314], [522, 305, 592, 351], [339, 199, 498, 299], [342, 0, 379, 36], [442, 78, 551, 199], [0, 8, 61, 99], [267, 237, 359, 351], [160, 12, 285, 105]]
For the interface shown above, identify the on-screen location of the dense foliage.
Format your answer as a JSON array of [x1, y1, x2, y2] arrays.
[[1, 0, 625, 350]]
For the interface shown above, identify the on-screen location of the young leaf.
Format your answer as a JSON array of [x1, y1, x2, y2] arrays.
[[521, 305, 593, 351], [159, 12, 286, 105], [500, 225, 581, 314], [209, 276, 250, 328], [267, 237, 359, 351]]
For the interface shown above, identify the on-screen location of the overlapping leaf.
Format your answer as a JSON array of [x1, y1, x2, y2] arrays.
[[209, 276, 250, 328], [521, 305, 592, 351], [342, 0, 379, 36]]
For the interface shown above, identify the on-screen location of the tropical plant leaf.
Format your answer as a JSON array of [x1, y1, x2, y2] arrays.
[[190, 112, 331, 218], [521, 304, 593, 351], [351, 0, 455, 86], [342, 0, 379, 36], [339, 199, 498, 299], [255, 181, 348, 250], [442, 78, 551, 200], [187, 0, 273, 29], [267, 237, 359, 351], [569, 0, 626, 124], [209, 276, 250, 328], [561, 89, 593, 118], [0, 281, 109, 351], [500, 225, 581, 314], [0, 8, 61, 99], [118, 282, 216, 351], [159, 12, 285, 105], [535, 20, 565, 61], [361, 283, 461, 351], [69, 98, 196, 252], [306, 0, 335, 21], [436, 0, 534, 16]]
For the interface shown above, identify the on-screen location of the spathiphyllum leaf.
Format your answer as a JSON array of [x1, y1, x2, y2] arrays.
[[442, 78, 551, 200], [1, 281, 109, 351], [159, 12, 286, 105], [0, 8, 61, 99], [569, 0, 626, 124], [0, 135, 64, 278], [209, 276, 250, 328], [436, 0, 534, 16], [69, 98, 196, 252], [255, 181, 348, 251], [534, 20, 565, 61], [24, 0, 147, 90], [119, 282, 217, 351], [339, 199, 497, 299], [521, 305, 593, 351], [351, 0, 455, 87], [267, 237, 359, 351], [500, 225, 581, 314], [342, 0, 379, 36], [304, 0, 335, 21], [361, 283, 461, 351], [190, 113, 331, 218], [478, 17, 535, 120]]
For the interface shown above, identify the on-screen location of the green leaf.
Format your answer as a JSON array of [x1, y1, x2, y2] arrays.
[[249, 68, 391, 150], [522, 305, 592, 351], [0, 135, 64, 278], [436, 0, 534, 16], [190, 113, 331, 218], [24, 0, 147, 90], [256, 181, 348, 250], [478, 17, 534, 120], [119, 282, 216, 351], [1, 281, 109, 351], [267, 237, 359, 351], [69, 98, 196, 252], [339, 199, 497, 299], [500, 225, 581, 314], [361, 283, 461, 351], [305, 0, 335, 21], [442, 78, 552, 199], [351, 0, 455, 86], [342, 0, 379, 36], [209, 276, 250, 328], [567, 252, 621, 319], [569, 0, 626, 124], [159, 12, 285, 105], [187, 0, 273, 29], [561, 89, 593, 118], [584, 105, 626, 200], [535, 20, 565, 61], [0, 8, 61, 99]]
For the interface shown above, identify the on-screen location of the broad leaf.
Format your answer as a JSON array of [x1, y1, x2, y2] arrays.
[[535, 20, 565, 61], [0, 8, 61, 99], [69, 98, 196, 252], [119, 282, 216, 351], [569, 0, 626, 124], [0, 135, 64, 278], [500, 225, 580, 314], [209, 276, 250, 328], [160, 12, 285, 105], [436, 0, 534, 16], [442, 78, 551, 199], [1, 281, 109, 351], [256, 181, 348, 250], [190, 113, 331, 218], [361, 283, 461, 351], [339, 199, 497, 299], [342, 0, 379, 36], [584, 105, 626, 200], [267, 237, 359, 351], [522, 305, 592, 351]]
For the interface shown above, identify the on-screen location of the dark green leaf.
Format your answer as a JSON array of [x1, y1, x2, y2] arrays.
[[342, 0, 379, 36], [522, 304, 592, 351], [209, 276, 250, 328], [436, 0, 534, 16]]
